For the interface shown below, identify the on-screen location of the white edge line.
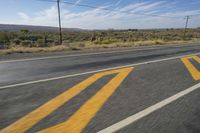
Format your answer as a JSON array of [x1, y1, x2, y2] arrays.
[[1, 47, 157, 63], [0, 44, 196, 64], [0, 52, 199, 90], [97, 82, 200, 133]]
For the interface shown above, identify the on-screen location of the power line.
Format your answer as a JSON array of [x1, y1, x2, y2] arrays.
[[37, 0, 200, 34], [37, 0, 200, 19], [64, 1, 181, 19], [36, 0, 184, 19], [36, 0, 57, 3]]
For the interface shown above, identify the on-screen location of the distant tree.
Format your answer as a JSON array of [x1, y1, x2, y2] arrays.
[[20, 29, 29, 34], [128, 29, 138, 32], [91, 34, 96, 42], [108, 28, 115, 32], [44, 34, 48, 45], [13, 39, 21, 45], [0, 32, 9, 43]]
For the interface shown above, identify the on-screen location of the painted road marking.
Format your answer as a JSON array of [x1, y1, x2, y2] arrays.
[[181, 55, 200, 80], [98, 82, 200, 133], [0, 52, 200, 90], [0, 44, 194, 64], [1, 67, 133, 133], [38, 67, 133, 133]]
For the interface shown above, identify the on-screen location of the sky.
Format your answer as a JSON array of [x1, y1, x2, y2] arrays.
[[0, 0, 200, 29]]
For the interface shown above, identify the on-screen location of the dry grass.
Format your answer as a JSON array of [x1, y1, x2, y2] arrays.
[[83, 38, 200, 49], [0, 45, 70, 55], [0, 38, 200, 55]]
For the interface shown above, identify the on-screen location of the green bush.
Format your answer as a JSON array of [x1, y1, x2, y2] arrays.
[[0, 32, 9, 43], [13, 39, 21, 45], [21, 40, 32, 47], [19, 35, 42, 41], [37, 39, 46, 47], [0, 28, 199, 50], [20, 29, 29, 34]]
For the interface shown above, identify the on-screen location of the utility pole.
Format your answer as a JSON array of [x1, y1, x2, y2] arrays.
[[57, 0, 62, 45], [184, 16, 190, 38]]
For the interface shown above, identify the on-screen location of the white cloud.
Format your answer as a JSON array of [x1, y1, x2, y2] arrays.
[[18, 12, 29, 20], [17, 6, 58, 26], [15, 1, 200, 29]]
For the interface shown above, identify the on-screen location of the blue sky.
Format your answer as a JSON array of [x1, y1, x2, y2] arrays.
[[0, 0, 200, 29]]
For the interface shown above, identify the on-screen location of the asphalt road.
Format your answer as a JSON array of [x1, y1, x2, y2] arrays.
[[0, 44, 200, 133]]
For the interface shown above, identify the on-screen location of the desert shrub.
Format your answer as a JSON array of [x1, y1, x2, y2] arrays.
[[93, 39, 118, 45], [12, 39, 21, 45], [54, 41, 60, 46], [0, 28, 199, 51], [20, 40, 32, 47], [37, 39, 46, 47], [69, 46, 80, 51], [91, 35, 96, 42], [78, 42, 85, 47], [19, 35, 42, 41], [0, 32, 9, 43], [20, 29, 29, 34]]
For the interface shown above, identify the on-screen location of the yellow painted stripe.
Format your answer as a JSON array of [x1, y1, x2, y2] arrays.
[[38, 67, 133, 133], [181, 55, 200, 80], [193, 56, 200, 63], [1, 67, 133, 133], [0, 74, 103, 133]]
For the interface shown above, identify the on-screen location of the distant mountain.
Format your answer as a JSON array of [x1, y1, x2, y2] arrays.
[[0, 24, 83, 32]]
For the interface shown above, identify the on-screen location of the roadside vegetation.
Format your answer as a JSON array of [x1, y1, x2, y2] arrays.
[[0, 28, 200, 55]]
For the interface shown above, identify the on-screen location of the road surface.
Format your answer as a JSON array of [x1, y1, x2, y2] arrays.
[[0, 44, 200, 133]]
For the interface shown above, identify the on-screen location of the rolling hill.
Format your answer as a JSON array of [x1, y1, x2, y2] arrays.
[[0, 24, 83, 32]]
